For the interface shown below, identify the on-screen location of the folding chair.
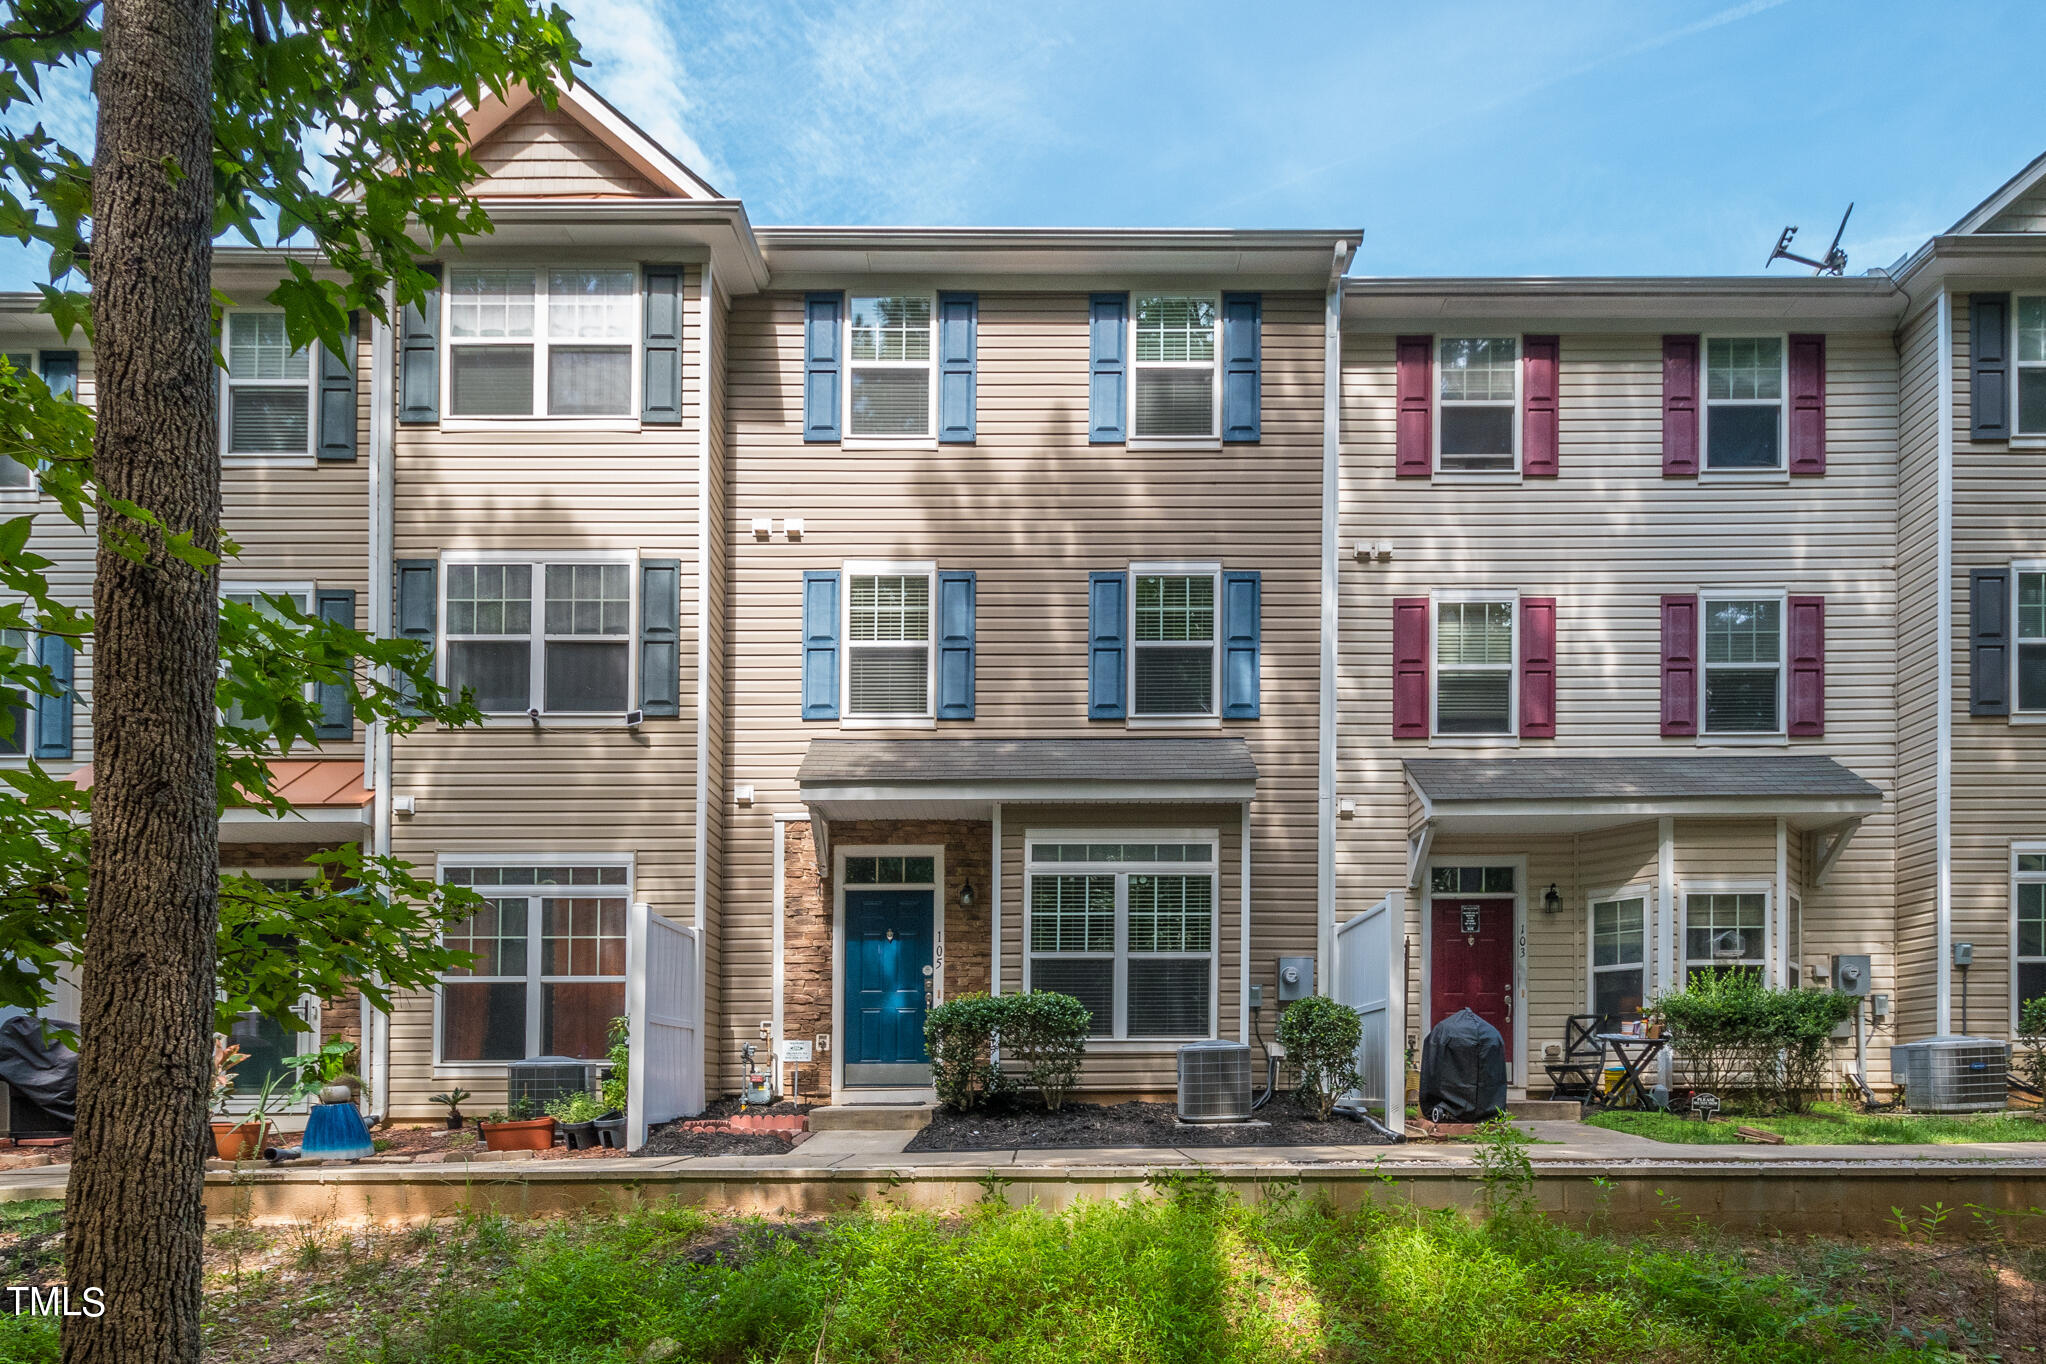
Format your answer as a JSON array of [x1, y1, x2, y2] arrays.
[[1542, 1014, 1609, 1102]]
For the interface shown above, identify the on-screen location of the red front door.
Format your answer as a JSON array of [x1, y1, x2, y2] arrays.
[[1431, 896, 1515, 1060]]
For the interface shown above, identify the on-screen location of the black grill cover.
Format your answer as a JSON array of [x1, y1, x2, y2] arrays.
[[0, 1015, 77, 1133], [1417, 1007, 1507, 1123]]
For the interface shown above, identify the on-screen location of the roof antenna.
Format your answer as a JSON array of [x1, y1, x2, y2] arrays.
[[1767, 203, 1853, 275]]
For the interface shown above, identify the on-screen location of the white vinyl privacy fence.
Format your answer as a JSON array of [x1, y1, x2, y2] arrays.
[[1333, 890, 1405, 1136], [626, 901, 704, 1148]]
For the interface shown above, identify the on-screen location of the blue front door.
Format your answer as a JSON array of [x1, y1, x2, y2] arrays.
[[844, 889, 933, 1081]]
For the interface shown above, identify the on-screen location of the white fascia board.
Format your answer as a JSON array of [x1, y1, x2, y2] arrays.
[[1423, 793, 1883, 831], [799, 779, 1258, 807]]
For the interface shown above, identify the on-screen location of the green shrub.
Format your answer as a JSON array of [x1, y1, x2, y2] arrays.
[[600, 1015, 628, 1112], [1276, 994, 1362, 1120], [924, 992, 1008, 1110], [545, 1091, 607, 1124], [1001, 991, 1091, 1111], [1650, 970, 1860, 1115]]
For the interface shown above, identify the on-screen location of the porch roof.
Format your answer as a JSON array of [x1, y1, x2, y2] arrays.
[[797, 738, 1257, 820], [1404, 755, 1883, 835]]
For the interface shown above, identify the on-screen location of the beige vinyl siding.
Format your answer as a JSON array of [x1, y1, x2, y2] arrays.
[[700, 270, 731, 1093], [384, 265, 704, 1118], [723, 289, 1326, 1096], [1893, 300, 1945, 1040], [1947, 283, 2046, 1037], [1338, 327, 1900, 1075], [1984, 190, 2046, 234], [470, 100, 661, 198]]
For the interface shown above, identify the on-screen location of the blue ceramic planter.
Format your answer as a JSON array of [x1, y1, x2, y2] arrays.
[[301, 1100, 374, 1161]]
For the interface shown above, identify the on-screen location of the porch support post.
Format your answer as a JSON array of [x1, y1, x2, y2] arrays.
[[1658, 816, 1676, 1088], [1240, 800, 1252, 1042], [1774, 818, 1788, 989], [771, 814, 787, 1096], [990, 803, 1002, 996]]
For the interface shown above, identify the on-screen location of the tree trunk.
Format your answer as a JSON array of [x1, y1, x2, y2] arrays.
[[62, 0, 218, 1358]]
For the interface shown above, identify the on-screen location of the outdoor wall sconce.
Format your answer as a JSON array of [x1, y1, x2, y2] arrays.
[[958, 880, 977, 909], [1542, 884, 1562, 915]]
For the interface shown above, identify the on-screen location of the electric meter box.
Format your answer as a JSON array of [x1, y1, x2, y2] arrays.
[[1276, 957, 1314, 1002], [1832, 954, 1871, 997]]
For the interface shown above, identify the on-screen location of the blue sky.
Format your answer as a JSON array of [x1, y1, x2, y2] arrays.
[[5, 0, 2045, 287]]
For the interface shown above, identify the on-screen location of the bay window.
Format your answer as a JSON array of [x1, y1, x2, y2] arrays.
[[1437, 337, 1518, 472], [1703, 337, 1785, 470], [844, 567, 934, 719], [438, 862, 630, 1064], [222, 312, 315, 456], [443, 556, 634, 715], [846, 296, 934, 438], [1131, 568, 1218, 718], [1701, 595, 1783, 734], [1025, 837, 1216, 1040], [1684, 891, 1766, 982], [1132, 295, 1218, 440], [446, 266, 637, 418], [1434, 595, 1516, 736]]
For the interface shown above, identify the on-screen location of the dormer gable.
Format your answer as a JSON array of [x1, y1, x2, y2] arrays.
[[1950, 150, 2046, 234], [459, 83, 722, 201]]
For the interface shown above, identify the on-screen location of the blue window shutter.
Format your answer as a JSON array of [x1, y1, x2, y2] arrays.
[[393, 559, 437, 715], [936, 570, 976, 719], [1088, 293, 1128, 444], [398, 265, 441, 425], [1221, 293, 1262, 442], [1088, 570, 1127, 720], [803, 292, 843, 443], [1221, 570, 1262, 719], [313, 588, 357, 739], [639, 558, 681, 717], [938, 292, 978, 443], [316, 314, 358, 461], [802, 570, 841, 720], [37, 351, 77, 400], [642, 266, 684, 424], [32, 635, 72, 760]]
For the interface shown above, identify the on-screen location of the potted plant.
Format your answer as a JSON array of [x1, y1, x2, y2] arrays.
[[545, 1091, 607, 1149], [429, 1088, 470, 1131], [592, 1016, 629, 1148], [207, 1040, 280, 1161], [477, 1096, 555, 1152], [285, 1039, 364, 1107]]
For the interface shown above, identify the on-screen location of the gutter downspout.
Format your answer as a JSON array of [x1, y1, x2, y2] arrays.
[[694, 261, 714, 1093], [1316, 239, 1352, 983], [366, 290, 396, 1120], [1936, 287, 1955, 1035]]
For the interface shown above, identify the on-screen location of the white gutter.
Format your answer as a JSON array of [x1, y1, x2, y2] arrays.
[[1936, 287, 1955, 1035], [1316, 240, 1351, 982], [365, 291, 396, 1120]]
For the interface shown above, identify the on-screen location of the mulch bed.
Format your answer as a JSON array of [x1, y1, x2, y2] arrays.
[[905, 1095, 1398, 1152], [636, 1123, 804, 1158]]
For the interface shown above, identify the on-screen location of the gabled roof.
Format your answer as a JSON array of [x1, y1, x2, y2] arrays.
[[461, 83, 723, 200], [1947, 149, 2046, 235]]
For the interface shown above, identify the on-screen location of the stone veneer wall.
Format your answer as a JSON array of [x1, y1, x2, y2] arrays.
[[779, 819, 993, 1102]]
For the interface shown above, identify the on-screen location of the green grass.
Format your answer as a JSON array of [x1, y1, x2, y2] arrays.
[[1587, 1101, 2046, 1145], [0, 1199, 63, 1364]]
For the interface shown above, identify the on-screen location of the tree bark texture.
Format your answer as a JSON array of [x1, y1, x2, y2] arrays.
[[62, 0, 218, 1358]]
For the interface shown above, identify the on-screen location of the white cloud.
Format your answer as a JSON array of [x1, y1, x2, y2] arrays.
[[566, 0, 727, 192]]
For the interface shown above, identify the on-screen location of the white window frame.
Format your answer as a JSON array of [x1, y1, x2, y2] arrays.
[[840, 560, 938, 728], [439, 549, 640, 723], [1701, 333, 1789, 475], [220, 580, 317, 712], [432, 852, 635, 1074], [1022, 829, 1219, 1044], [0, 349, 50, 497], [2012, 845, 2046, 1035], [1129, 292, 1222, 448], [2013, 296, 2046, 440], [217, 866, 322, 1113], [1127, 561, 1223, 724], [440, 264, 642, 430], [1681, 883, 1771, 983], [1698, 589, 1788, 740], [842, 293, 938, 448], [0, 625, 40, 762], [217, 311, 318, 468], [1433, 335, 1521, 477], [1430, 589, 1519, 741], [1586, 888, 1650, 1023], [2011, 560, 2046, 722]]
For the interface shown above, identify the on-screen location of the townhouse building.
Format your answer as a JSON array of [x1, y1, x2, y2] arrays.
[[4, 84, 2044, 1118]]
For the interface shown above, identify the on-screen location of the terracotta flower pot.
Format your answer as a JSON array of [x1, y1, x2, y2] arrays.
[[210, 1119, 269, 1161], [478, 1116, 556, 1152]]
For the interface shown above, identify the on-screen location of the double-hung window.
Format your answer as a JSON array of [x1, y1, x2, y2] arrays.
[[1025, 836, 1216, 1040], [0, 628, 31, 757], [846, 296, 934, 439], [446, 267, 637, 418], [1, 352, 46, 489], [844, 565, 934, 720], [1684, 891, 1766, 982], [220, 583, 314, 725], [2016, 299, 2046, 437], [1700, 595, 1783, 735], [1131, 567, 1218, 718], [2015, 567, 2046, 714], [1703, 337, 1785, 470], [2016, 851, 2046, 1020], [1589, 894, 1647, 1023], [1434, 595, 1516, 736], [1132, 295, 1218, 441], [443, 556, 634, 716], [438, 861, 630, 1064], [222, 312, 315, 458], [1437, 337, 1518, 472]]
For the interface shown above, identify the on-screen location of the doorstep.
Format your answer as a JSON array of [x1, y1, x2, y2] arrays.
[[1505, 1099, 1581, 1121], [808, 1102, 937, 1132]]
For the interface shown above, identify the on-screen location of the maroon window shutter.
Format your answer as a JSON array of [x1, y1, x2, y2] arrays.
[[1392, 597, 1429, 737], [1522, 335, 1559, 476], [1787, 333, 1826, 474], [1660, 594, 1698, 737], [1519, 596, 1557, 738], [1395, 336, 1433, 477], [1787, 594, 1826, 736], [1662, 335, 1699, 477]]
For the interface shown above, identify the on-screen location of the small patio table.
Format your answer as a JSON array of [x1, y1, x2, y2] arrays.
[[1585, 1033, 1667, 1112]]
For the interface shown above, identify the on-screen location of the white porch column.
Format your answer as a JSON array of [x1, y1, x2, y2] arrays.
[[990, 803, 1002, 996], [1657, 817, 1676, 1089]]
